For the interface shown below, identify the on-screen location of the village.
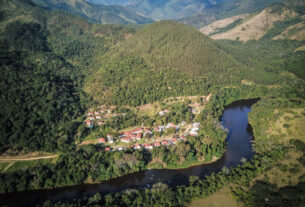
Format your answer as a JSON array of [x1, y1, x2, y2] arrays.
[[81, 94, 212, 152]]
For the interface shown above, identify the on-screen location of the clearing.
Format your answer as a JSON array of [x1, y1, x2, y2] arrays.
[[189, 187, 243, 207]]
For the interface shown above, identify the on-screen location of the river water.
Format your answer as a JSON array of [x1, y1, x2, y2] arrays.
[[0, 99, 257, 207]]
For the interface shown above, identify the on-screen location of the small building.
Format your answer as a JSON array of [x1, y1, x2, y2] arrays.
[[172, 138, 177, 144], [134, 144, 141, 150], [96, 115, 102, 120], [89, 116, 95, 120], [98, 138, 106, 144], [154, 142, 161, 147], [162, 140, 169, 146], [121, 137, 131, 143], [190, 131, 198, 136], [136, 133, 142, 140], [116, 147, 123, 151], [143, 143, 153, 150], [94, 111, 100, 115], [87, 112, 93, 116]]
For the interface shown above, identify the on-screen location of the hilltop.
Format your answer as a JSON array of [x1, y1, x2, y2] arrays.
[[32, 0, 153, 24], [104, 21, 240, 77]]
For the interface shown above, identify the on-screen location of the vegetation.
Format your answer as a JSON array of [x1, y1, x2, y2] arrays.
[[179, 0, 287, 28], [0, 1, 305, 207], [102, 21, 242, 77], [32, 0, 153, 25]]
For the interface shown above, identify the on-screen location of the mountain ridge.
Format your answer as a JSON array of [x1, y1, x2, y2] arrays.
[[32, 0, 154, 24]]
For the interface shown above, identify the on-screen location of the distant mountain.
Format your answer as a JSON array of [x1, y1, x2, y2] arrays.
[[86, 0, 225, 20], [179, 0, 287, 28], [32, 0, 154, 24], [200, 0, 305, 41]]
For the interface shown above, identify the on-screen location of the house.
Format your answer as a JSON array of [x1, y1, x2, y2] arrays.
[[98, 138, 106, 144], [162, 140, 169, 146], [85, 120, 93, 128], [159, 109, 169, 116], [87, 112, 93, 116], [180, 121, 187, 126], [100, 110, 105, 114], [154, 126, 160, 131], [172, 138, 177, 144], [136, 133, 142, 140], [167, 123, 179, 129], [96, 115, 102, 120], [190, 131, 198, 136], [154, 142, 161, 147], [121, 137, 131, 143], [89, 116, 95, 120], [134, 144, 141, 150], [116, 147, 123, 151], [132, 128, 144, 134], [94, 111, 99, 115], [105, 147, 111, 152], [107, 134, 113, 139], [143, 143, 153, 150], [97, 121, 104, 126]]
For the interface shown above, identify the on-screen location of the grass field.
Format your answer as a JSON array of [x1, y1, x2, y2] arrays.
[[267, 108, 305, 145], [253, 150, 305, 189], [189, 187, 243, 207]]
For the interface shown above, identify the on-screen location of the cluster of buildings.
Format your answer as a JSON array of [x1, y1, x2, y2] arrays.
[[104, 135, 187, 152], [158, 109, 169, 116], [84, 106, 120, 128]]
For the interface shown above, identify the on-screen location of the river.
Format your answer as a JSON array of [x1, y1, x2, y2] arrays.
[[0, 99, 258, 207]]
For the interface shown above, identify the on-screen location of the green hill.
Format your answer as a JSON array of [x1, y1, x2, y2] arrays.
[[105, 21, 240, 76], [32, 0, 153, 24]]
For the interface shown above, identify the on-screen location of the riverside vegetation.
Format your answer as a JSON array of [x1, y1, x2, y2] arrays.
[[0, 0, 304, 206]]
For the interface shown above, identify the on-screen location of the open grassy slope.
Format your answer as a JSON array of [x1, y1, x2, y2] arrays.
[[179, 0, 286, 28], [200, 0, 305, 42]]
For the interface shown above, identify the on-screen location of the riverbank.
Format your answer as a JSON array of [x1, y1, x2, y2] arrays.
[[0, 99, 257, 207], [148, 155, 223, 170]]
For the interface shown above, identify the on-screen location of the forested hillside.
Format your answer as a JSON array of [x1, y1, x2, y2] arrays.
[[0, 0, 137, 154], [103, 21, 241, 76], [32, 0, 153, 25]]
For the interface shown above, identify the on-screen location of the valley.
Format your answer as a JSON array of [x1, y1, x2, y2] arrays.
[[0, 0, 304, 206]]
